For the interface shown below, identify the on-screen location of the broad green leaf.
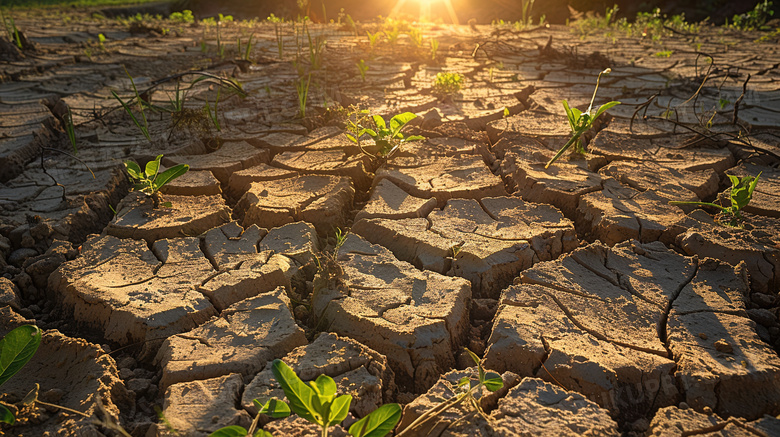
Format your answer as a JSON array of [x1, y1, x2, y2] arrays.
[[403, 135, 425, 142], [593, 101, 621, 120], [0, 404, 13, 425], [153, 164, 189, 191], [145, 155, 162, 179], [208, 425, 248, 437], [310, 374, 338, 400], [253, 398, 291, 418], [124, 161, 143, 180], [348, 403, 402, 437], [345, 133, 358, 144], [328, 394, 352, 426], [390, 112, 416, 136], [372, 115, 386, 130], [0, 325, 42, 387], [271, 359, 318, 424], [364, 129, 378, 138], [483, 372, 503, 392]]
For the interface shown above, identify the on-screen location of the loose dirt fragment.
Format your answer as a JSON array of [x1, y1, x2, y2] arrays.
[[106, 191, 231, 244], [312, 234, 470, 392], [666, 210, 780, 293], [50, 235, 217, 357], [157, 374, 251, 437], [375, 156, 507, 207], [354, 179, 437, 221], [353, 197, 576, 297], [156, 287, 307, 391], [576, 178, 696, 246], [243, 332, 395, 418], [235, 175, 354, 236]]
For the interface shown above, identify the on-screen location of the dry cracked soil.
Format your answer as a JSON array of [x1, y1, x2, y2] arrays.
[[1, 6, 780, 437]]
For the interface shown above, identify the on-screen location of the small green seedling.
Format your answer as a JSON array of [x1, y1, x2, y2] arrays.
[[112, 67, 151, 142], [356, 59, 368, 81], [64, 106, 77, 154], [432, 72, 464, 97], [546, 68, 620, 168], [670, 172, 762, 226], [124, 155, 189, 208], [366, 30, 382, 51], [396, 348, 503, 436], [0, 325, 42, 425], [429, 38, 439, 61], [346, 112, 424, 159]]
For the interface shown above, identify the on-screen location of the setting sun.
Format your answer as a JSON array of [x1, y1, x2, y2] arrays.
[[389, 0, 460, 23]]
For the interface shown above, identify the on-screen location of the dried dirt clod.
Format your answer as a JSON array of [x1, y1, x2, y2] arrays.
[[353, 197, 576, 298], [312, 234, 470, 392], [235, 175, 355, 237], [598, 160, 719, 201], [669, 258, 780, 420], [157, 373, 251, 437], [271, 149, 372, 191], [647, 405, 780, 437], [106, 191, 231, 244], [163, 140, 270, 186], [160, 169, 222, 196], [242, 332, 395, 418], [355, 179, 437, 221], [50, 235, 217, 358], [375, 155, 507, 208], [576, 178, 696, 246], [0, 326, 131, 436], [155, 287, 307, 391], [225, 163, 298, 202], [201, 221, 267, 270], [665, 209, 780, 294]]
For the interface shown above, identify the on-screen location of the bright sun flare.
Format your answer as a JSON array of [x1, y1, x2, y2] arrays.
[[389, 0, 460, 24]]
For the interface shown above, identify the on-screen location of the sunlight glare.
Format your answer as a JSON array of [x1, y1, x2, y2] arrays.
[[389, 0, 460, 24]]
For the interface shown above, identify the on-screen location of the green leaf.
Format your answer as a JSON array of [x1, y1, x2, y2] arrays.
[[593, 101, 621, 120], [403, 135, 425, 142], [271, 359, 318, 424], [145, 155, 162, 179], [0, 325, 42, 387], [561, 100, 576, 130], [310, 374, 338, 400], [328, 394, 352, 426], [345, 133, 358, 144], [465, 348, 481, 368], [545, 133, 581, 169], [208, 425, 248, 437], [153, 164, 189, 191], [125, 161, 143, 180], [372, 115, 386, 130], [389, 112, 416, 136], [483, 372, 503, 392], [348, 403, 402, 437], [457, 377, 470, 388], [160, 201, 173, 208], [254, 430, 274, 437], [364, 129, 378, 138], [253, 398, 291, 419], [0, 404, 14, 425]]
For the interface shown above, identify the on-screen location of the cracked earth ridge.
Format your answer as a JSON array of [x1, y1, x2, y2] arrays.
[[1, 7, 780, 436]]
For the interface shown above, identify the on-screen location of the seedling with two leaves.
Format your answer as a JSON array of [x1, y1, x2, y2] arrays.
[[209, 359, 401, 437], [545, 68, 620, 168], [124, 154, 189, 208], [670, 172, 762, 227]]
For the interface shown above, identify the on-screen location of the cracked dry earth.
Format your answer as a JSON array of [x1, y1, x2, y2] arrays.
[[1, 8, 780, 437]]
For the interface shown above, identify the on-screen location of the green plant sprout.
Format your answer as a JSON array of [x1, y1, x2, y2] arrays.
[[211, 360, 402, 437], [0, 325, 42, 425], [670, 173, 762, 226], [205, 86, 222, 131], [124, 155, 189, 208], [334, 227, 348, 249], [346, 112, 424, 159], [429, 38, 439, 61], [296, 73, 312, 118], [407, 27, 423, 48], [238, 33, 254, 61], [356, 59, 368, 81], [169, 10, 194, 24], [432, 72, 464, 97], [112, 67, 151, 141], [64, 106, 77, 154], [396, 348, 503, 436], [98, 33, 106, 51], [729, 0, 774, 30], [1, 9, 22, 49], [545, 68, 620, 168]]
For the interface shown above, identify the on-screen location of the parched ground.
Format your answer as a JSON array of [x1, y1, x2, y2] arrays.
[[1, 6, 780, 436]]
